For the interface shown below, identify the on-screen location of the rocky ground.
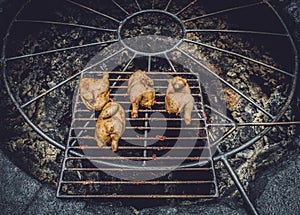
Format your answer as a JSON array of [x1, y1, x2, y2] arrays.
[[0, 142, 298, 214]]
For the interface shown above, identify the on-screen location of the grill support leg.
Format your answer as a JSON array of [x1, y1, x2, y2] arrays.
[[220, 153, 259, 215]]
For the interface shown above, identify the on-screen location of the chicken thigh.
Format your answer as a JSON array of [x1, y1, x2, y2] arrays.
[[165, 76, 194, 125], [95, 101, 126, 152], [79, 73, 110, 111], [128, 70, 155, 118]]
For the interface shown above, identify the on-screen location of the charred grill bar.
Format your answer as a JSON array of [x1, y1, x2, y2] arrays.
[[56, 71, 219, 198]]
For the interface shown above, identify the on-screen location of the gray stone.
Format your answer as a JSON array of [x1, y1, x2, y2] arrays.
[[24, 187, 86, 215], [0, 150, 42, 215], [139, 202, 246, 215], [286, 1, 300, 23], [252, 150, 300, 215], [78, 203, 134, 215]]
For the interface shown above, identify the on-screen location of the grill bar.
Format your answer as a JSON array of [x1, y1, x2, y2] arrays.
[[77, 101, 204, 105], [69, 146, 208, 150], [183, 1, 264, 23], [74, 126, 206, 130], [57, 71, 218, 198], [58, 194, 217, 198], [64, 167, 212, 171], [75, 109, 204, 113], [69, 136, 208, 140], [87, 71, 202, 75], [110, 93, 201, 96], [61, 181, 214, 185], [65, 0, 121, 23], [109, 85, 201, 89], [72, 117, 203, 121], [66, 156, 210, 160]]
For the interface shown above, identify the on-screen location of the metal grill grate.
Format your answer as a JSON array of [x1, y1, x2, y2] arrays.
[[2, 0, 299, 214], [56, 71, 218, 198]]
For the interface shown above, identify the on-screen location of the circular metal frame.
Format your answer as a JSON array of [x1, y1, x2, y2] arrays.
[[1, 1, 299, 213], [2, 0, 298, 164], [118, 9, 186, 56]]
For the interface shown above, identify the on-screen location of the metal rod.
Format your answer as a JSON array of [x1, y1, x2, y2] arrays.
[[73, 117, 204, 121], [75, 109, 205, 113], [211, 126, 236, 146], [177, 47, 275, 119], [204, 105, 237, 145], [109, 85, 200, 89], [148, 55, 152, 72], [109, 93, 201, 96], [208, 123, 237, 127], [85, 71, 195, 75], [21, 48, 125, 108], [135, 0, 142, 11], [204, 104, 236, 125], [108, 78, 198, 81], [65, 0, 121, 23], [164, 52, 177, 72], [143, 112, 149, 166], [127, 126, 205, 130], [58, 194, 216, 198], [70, 114, 95, 147], [2, 0, 71, 154], [77, 101, 204, 105], [164, 0, 172, 11], [152, 0, 155, 9], [57, 86, 82, 197], [16, 19, 117, 32], [67, 156, 210, 160], [123, 53, 137, 71], [70, 136, 208, 140], [70, 83, 93, 147], [220, 153, 259, 215], [208, 121, 300, 127], [183, 1, 264, 23], [205, 1, 298, 162], [61, 180, 214, 185], [205, 133, 219, 196], [73, 126, 205, 130], [71, 77, 98, 144], [70, 146, 207, 150], [184, 39, 294, 77], [186, 29, 288, 37], [238, 121, 300, 126], [6, 39, 118, 61], [202, 127, 219, 197], [175, 0, 197, 16], [64, 167, 211, 171], [111, 0, 130, 15]]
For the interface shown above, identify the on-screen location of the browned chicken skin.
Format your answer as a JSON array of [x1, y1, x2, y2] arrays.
[[128, 70, 155, 118], [79, 73, 110, 111], [95, 101, 126, 152], [165, 76, 195, 125]]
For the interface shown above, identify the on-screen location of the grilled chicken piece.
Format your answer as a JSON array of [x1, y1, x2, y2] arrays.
[[79, 73, 110, 111], [128, 70, 155, 118], [165, 76, 194, 125], [95, 102, 125, 152]]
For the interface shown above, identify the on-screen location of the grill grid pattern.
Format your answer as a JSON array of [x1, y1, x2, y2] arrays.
[[56, 71, 218, 198]]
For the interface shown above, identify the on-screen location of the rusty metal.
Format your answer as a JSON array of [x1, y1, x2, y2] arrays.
[[57, 70, 218, 198]]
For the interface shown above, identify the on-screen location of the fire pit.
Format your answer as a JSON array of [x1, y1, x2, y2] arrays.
[[1, 0, 299, 214]]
